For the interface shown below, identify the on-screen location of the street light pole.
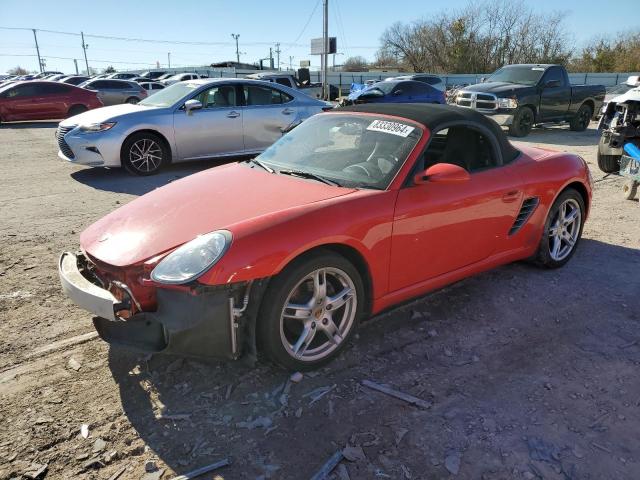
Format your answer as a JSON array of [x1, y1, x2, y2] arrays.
[[81, 31, 89, 74], [322, 0, 329, 100], [275, 43, 281, 71], [32, 29, 42, 73], [168, 52, 171, 68], [231, 34, 240, 63]]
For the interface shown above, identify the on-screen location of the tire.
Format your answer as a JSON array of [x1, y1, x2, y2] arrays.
[[508, 107, 534, 137], [67, 105, 87, 118], [622, 180, 639, 200], [532, 188, 585, 269], [597, 134, 621, 173], [125, 97, 140, 104], [569, 103, 592, 131], [257, 250, 365, 371], [121, 132, 168, 176]]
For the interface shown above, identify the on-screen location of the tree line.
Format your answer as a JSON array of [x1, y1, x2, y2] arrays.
[[342, 0, 639, 74]]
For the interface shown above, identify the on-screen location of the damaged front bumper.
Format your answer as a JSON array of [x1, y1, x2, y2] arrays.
[[59, 252, 263, 360]]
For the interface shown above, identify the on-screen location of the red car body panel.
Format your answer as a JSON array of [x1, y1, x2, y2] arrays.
[[0, 81, 103, 121], [79, 111, 592, 318]]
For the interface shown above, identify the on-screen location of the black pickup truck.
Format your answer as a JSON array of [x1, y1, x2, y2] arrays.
[[453, 64, 605, 137]]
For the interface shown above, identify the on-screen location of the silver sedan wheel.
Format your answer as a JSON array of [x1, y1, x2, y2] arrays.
[[129, 139, 162, 173], [548, 198, 581, 261], [280, 267, 357, 362]]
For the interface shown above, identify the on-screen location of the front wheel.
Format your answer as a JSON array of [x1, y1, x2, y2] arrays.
[[125, 97, 139, 104], [531, 189, 585, 268], [257, 251, 364, 370], [508, 107, 534, 137], [67, 105, 88, 117], [121, 132, 168, 176], [597, 134, 621, 173]]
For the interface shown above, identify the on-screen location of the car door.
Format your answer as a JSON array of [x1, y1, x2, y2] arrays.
[[34, 83, 72, 118], [89, 81, 115, 106], [538, 66, 571, 121], [388, 124, 523, 292], [0, 83, 41, 120], [172, 83, 244, 160], [240, 84, 299, 153]]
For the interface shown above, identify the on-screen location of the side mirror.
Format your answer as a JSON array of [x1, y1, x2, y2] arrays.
[[414, 163, 470, 185], [480, 77, 487, 83], [544, 79, 561, 88], [184, 99, 202, 114]]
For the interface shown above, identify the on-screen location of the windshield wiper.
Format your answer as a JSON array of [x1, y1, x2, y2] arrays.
[[278, 169, 340, 187], [247, 158, 274, 173]]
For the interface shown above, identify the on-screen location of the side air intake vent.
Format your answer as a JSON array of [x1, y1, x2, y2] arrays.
[[509, 197, 539, 236]]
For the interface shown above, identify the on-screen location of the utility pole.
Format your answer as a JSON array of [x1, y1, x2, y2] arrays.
[[231, 34, 240, 63], [275, 43, 281, 71], [269, 47, 273, 70], [289, 55, 294, 71], [167, 52, 171, 68], [81, 31, 89, 75], [32, 29, 43, 73], [322, 0, 329, 100], [73, 59, 79, 75]]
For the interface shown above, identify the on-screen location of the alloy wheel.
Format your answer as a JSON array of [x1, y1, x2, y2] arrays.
[[279, 267, 357, 362], [548, 198, 581, 261], [129, 138, 162, 173]]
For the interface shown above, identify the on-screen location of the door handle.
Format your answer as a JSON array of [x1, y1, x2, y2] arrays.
[[502, 190, 520, 202], [282, 108, 294, 115], [226, 111, 240, 118]]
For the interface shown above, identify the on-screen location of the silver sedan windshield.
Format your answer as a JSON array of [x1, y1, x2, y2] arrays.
[[139, 82, 200, 107], [255, 114, 422, 190]]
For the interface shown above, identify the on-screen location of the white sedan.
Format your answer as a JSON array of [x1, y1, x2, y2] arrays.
[[56, 78, 333, 175]]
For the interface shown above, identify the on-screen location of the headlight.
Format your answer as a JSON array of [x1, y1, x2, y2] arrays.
[[150, 230, 232, 284], [497, 98, 518, 109], [79, 121, 117, 132]]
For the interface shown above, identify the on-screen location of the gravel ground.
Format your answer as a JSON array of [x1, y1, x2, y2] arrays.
[[0, 121, 638, 480]]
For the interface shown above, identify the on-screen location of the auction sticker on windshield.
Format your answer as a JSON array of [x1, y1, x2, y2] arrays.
[[367, 119, 415, 137]]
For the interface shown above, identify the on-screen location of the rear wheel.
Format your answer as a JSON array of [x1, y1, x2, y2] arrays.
[[508, 107, 534, 137], [125, 97, 140, 104], [569, 103, 592, 131], [67, 105, 87, 117], [532, 189, 585, 269], [121, 132, 168, 176], [257, 251, 364, 371]]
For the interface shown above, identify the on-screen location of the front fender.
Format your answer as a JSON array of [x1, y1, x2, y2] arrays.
[[197, 189, 397, 301]]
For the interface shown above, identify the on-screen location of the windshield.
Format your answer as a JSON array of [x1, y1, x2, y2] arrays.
[[139, 82, 200, 107], [607, 83, 633, 95], [254, 114, 422, 190], [487, 66, 546, 86], [368, 81, 397, 94]]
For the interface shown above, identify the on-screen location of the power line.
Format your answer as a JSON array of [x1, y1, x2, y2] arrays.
[[282, 0, 321, 54], [0, 53, 155, 65]]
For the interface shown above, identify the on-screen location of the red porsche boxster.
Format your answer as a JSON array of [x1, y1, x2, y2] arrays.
[[59, 104, 592, 370]]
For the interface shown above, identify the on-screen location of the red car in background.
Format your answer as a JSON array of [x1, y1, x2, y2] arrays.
[[0, 81, 103, 122]]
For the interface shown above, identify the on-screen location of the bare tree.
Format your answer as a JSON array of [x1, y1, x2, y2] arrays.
[[8, 66, 29, 75], [342, 56, 369, 72], [377, 0, 572, 73]]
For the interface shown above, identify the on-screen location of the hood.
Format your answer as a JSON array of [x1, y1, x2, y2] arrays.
[[607, 86, 640, 106], [81, 163, 356, 267], [60, 103, 159, 126], [462, 81, 533, 96]]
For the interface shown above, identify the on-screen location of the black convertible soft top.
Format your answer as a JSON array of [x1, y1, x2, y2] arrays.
[[338, 103, 520, 163]]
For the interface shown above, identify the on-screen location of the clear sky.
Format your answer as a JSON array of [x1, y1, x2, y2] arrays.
[[1, 0, 638, 74]]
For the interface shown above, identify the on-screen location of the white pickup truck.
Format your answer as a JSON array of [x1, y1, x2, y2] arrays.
[[245, 72, 338, 100]]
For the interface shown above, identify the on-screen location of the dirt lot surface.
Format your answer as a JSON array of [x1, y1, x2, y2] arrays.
[[0, 121, 638, 480]]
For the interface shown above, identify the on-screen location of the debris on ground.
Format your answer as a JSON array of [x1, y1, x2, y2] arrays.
[[67, 357, 82, 371], [80, 423, 90, 438], [304, 384, 337, 405], [444, 452, 462, 475], [309, 450, 344, 480], [290, 371, 304, 383], [361, 380, 432, 409], [167, 459, 230, 480], [342, 445, 367, 462], [23, 463, 48, 479], [236, 416, 273, 430]]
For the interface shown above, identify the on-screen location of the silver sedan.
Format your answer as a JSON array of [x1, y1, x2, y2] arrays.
[[56, 78, 332, 175]]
